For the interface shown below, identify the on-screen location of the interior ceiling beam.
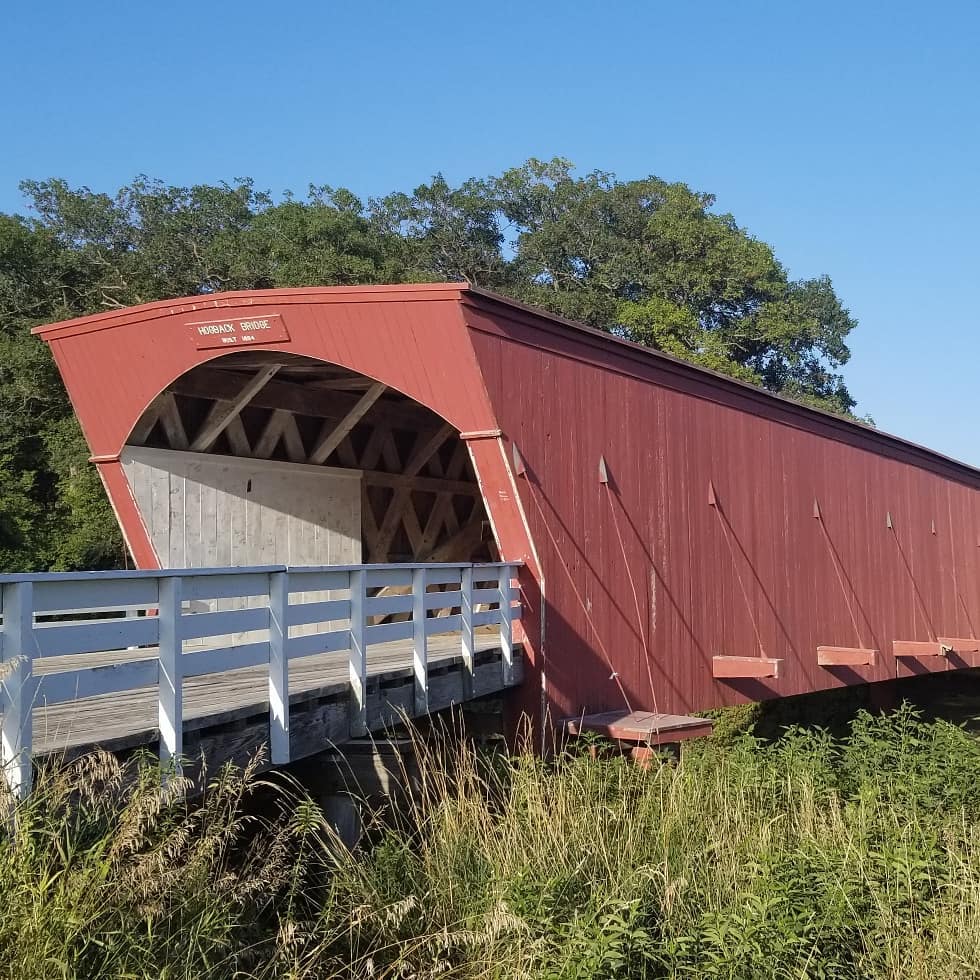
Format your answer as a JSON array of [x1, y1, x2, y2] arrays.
[[309, 382, 387, 465], [305, 378, 377, 391], [361, 471, 480, 496], [189, 364, 282, 452], [168, 369, 435, 429]]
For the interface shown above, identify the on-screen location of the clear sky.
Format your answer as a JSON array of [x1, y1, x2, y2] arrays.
[[3, 0, 978, 464]]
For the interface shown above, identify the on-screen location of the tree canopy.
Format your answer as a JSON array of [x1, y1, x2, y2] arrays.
[[0, 159, 858, 572]]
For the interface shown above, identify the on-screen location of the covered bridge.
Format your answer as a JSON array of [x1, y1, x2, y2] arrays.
[[34, 283, 980, 736]]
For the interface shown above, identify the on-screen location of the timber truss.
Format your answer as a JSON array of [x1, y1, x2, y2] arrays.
[[127, 351, 495, 564]]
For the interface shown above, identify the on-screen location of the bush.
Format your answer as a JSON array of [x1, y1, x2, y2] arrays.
[[6, 705, 980, 978]]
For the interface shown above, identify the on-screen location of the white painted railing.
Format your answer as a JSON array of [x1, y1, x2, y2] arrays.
[[0, 562, 522, 797]]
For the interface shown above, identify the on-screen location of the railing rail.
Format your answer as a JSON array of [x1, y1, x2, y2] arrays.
[[0, 562, 522, 797]]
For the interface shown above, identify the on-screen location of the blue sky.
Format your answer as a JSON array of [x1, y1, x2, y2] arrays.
[[3, 0, 978, 464]]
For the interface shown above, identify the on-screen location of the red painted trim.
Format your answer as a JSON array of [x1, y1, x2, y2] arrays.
[[33, 283, 467, 340], [95, 461, 160, 569]]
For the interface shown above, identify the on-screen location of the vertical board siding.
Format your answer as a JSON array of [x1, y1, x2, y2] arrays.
[[35, 284, 980, 727], [121, 447, 361, 570], [462, 299, 980, 720]]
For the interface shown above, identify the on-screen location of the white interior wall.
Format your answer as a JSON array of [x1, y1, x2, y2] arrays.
[[120, 446, 361, 569], [121, 446, 362, 645]]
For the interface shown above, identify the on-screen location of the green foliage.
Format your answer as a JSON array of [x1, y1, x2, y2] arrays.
[[0, 161, 858, 571], [6, 706, 980, 977]]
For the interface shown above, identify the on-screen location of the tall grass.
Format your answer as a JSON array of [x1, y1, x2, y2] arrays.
[[5, 704, 980, 978]]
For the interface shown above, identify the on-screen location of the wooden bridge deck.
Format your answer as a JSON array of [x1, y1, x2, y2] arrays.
[[0, 562, 523, 794], [31, 629, 520, 758]]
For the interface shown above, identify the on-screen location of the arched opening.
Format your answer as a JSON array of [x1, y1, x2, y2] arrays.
[[123, 350, 495, 569]]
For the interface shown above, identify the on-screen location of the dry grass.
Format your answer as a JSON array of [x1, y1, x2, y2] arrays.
[[4, 704, 980, 978]]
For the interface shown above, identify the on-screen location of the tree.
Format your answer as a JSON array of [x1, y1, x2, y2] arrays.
[[0, 161, 860, 571], [0, 214, 123, 571], [390, 159, 857, 412]]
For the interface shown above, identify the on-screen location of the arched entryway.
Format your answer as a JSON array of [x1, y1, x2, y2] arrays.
[[124, 350, 497, 570]]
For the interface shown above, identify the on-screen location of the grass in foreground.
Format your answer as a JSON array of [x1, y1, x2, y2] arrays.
[[4, 704, 980, 978]]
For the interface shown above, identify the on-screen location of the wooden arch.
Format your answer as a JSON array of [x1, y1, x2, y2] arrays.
[[127, 349, 496, 565]]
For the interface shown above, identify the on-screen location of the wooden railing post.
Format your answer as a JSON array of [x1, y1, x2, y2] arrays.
[[412, 566, 428, 715], [158, 576, 184, 776], [499, 565, 515, 686], [1, 582, 35, 798], [268, 570, 289, 764], [461, 565, 475, 700], [349, 569, 367, 737]]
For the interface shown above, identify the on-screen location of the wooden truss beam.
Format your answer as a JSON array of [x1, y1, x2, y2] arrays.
[[169, 369, 434, 430], [189, 364, 281, 452], [361, 471, 479, 496], [157, 393, 189, 450], [309, 382, 387, 465], [404, 422, 455, 477], [224, 415, 252, 456]]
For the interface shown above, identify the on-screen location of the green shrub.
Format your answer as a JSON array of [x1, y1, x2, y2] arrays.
[[7, 704, 980, 978]]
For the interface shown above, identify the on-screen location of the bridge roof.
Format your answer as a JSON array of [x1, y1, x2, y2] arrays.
[[34, 282, 980, 483]]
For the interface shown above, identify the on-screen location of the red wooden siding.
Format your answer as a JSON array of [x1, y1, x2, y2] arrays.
[[34, 284, 980, 726], [459, 291, 980, 719]]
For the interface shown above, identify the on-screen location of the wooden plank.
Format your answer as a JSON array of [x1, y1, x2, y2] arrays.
[[287, 598, 351, 627], [34, 617, 158, 657], [32, 576, 159, 614], [0, 582, 36, 797], [363, 471, 481, 497], [269, 571, 289, 764], [565, 710, 713, 744], [372, 487, 411, 562], [189, 364, 281, 452], [365, 621, 414, 645], [498, 564, 514, 686], [817, 646, 877, 667], [158, 577, 183, 771], [426, 588, 462, 608], [712, 655, 781, 679], [158, 393, 189, 450], [412, 567, 427, 715], [224, 415, 252, 456], [35, 659, 159, 706], [461, 566, 475, 700], [182, 606, 269, 641], [309, 382, 386, 465], [182, 572, 273, 601], [287, 629, 351, 660], [129, 395, 165, 445], [893, 640, 951, 658], [169, 370, 433, 430], [280, 412, 307, 463], [31, 633, 520, 757], [427, 613, 462, 636], [365, 594, 414, 617], [182, 642, 270, 678], [253, 409, 289, 459], [349, 569, 367, 736], [404, 423, 455, 477], [938, 637, 980, 655]]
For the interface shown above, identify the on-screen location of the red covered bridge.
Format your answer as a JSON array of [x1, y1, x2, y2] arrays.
[[16, 283, 980, 775]]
